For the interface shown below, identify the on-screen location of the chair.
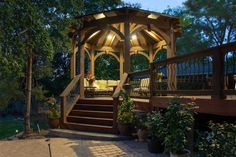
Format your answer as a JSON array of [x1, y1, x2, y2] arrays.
[[133, 78, 150, 96]]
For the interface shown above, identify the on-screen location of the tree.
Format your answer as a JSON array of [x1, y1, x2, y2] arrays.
[[0, 1, 54, 134], [184, 0, 236, 46]]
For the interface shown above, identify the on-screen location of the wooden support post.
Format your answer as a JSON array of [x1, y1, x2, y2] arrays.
[[212, 50, 225, 99], [70, 37, 77, 79], [167, 24, 177, 90], [91, 46, 95, 76], [78, 43, 85, 98], [120, 47, 124, 80], [124, 21, 131, 73], [150, 63, 155, 97]]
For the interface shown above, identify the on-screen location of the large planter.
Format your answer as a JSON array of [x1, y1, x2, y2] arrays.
[[48, 118, 60, 128], [137, 129, 148, 141], [118, 122, 131, 136], [170, 149, 191, 157], [147, 139, 164, 154]]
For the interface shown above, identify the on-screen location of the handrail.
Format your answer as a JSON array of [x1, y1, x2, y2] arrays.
[[152, 41, 236, 67], [112, 73, 129, 98], [60, 75, 81, 97], [60, 74, 81, 125], [112, 73, 128, 133], [151, 42, 236, 99], [128, 69, 150, 78]]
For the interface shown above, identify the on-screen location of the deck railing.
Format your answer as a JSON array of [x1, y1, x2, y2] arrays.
[[60, 74, 81, 124], [126, 42, 236, 99]]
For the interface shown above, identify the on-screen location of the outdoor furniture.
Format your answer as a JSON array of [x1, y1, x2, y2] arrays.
[[85, 86, 96, 98], [84, 79, 120, 96], [133, 78, 150, 96]]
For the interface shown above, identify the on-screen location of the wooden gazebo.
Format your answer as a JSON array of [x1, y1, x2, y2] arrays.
[[61, 8, 236, 133], [69, 7, 181, 97]]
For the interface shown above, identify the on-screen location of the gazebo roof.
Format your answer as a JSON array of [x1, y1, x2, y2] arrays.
[[73, 7, 181, 53]]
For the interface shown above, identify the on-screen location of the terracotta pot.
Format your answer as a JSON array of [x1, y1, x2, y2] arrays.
[[170, 149, 191, 157], [137, 129, 148, 141], [48, 118, 60, 128], [118, 122, 131, 136], [147, 139, 164, 154]]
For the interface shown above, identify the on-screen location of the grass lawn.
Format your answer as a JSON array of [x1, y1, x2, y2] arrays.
[[0, 115, 49, 139], [0, 118, 23, 139]]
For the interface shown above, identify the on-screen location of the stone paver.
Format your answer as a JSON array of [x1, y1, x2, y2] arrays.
[[0, 138, 168, 157]]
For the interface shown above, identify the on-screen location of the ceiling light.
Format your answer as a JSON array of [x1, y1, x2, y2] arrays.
[[131, 34, 137, 40], [107, 34, 113, 40]]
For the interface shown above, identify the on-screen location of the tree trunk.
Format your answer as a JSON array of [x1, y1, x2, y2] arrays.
[[24, 49, 33, 134]]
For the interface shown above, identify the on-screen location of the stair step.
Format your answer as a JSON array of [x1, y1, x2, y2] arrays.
[[78, 99, 113, 105], [74, 104, 113, 111], [65, 122, 114, 133], [70, 110, 113, 118], [67, 116, 113, 126], [49, 129, 130, 141]]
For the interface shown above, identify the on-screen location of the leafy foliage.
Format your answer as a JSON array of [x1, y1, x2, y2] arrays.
[[196, 121, 236, 157], [45, 97, 60, 119], [95, 54, 120, 80], [134, 112, 148, 130], [164, 98, 196, 154], [145, 111, 166, 140], [118, 90, 134, 124]]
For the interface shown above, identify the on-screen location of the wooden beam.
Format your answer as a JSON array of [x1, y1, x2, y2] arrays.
[[80, 15, 170, 32], [120, 47, 124, 80], [124, 21, 131, 73], [91, 46, 95, 76], [70, 37, 77, 79]]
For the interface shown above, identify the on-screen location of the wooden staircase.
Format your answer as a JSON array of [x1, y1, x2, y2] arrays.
[[65, 99, 115, 134]]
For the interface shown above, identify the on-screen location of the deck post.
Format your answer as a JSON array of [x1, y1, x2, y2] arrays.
[[120, 47, 124, 80], [70, 36, 77, 79], [212, 50, 225, 99], [91, 46, 95, 76], [167, 24, 177, 90]]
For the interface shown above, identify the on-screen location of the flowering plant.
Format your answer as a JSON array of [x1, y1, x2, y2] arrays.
[[86, 72, 95, 85], [46, 97, 60, 119]]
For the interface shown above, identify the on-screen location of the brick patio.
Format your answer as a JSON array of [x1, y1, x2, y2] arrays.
[[0, 138, 168, 157]]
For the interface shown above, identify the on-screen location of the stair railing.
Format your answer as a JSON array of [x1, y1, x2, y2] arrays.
[[60, 74, 81, 125], [112, 73, 128, 132]]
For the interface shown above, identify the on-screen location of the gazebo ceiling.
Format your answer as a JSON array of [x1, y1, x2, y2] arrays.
[[74, 7, 182, 52], [86, 23, 161, 50]]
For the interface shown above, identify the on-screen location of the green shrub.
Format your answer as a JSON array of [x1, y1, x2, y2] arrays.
[[117, 91, 134, 124], [196, 121, 236, 157], [145, 111, 166, 140], [164, 98, 196, 154]]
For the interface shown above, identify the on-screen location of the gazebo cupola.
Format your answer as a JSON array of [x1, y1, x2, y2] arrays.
[[69, 7, 181, 97]]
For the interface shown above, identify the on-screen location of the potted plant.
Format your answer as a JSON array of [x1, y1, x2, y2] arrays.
[[145, 111, 166, 153], [164, 98, 196, 157], [46, 97, 60, 128], [196, 121, 236, 157], [134, 111, 148, 141], [86, 72, 95, 87], [117, 91, 134, 136]]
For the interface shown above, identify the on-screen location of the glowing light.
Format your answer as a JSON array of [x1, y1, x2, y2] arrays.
[[107, 34, 113, 40], [131, 34, 137, 40], [93, 13, 105, 20], [148, 13, 160, 19]]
